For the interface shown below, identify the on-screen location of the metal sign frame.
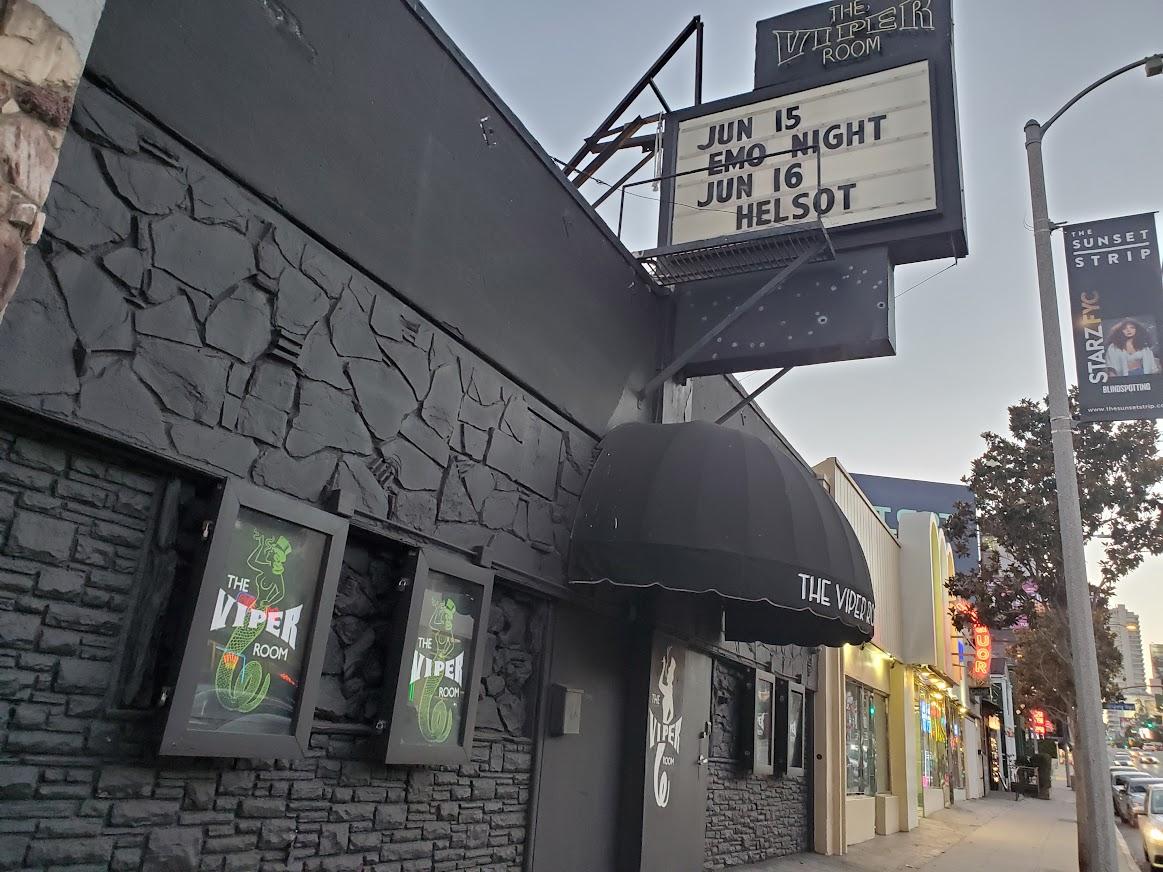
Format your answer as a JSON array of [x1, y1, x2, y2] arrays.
[[160, 479, 349, 759], [656, 58, 955, 264], [378, 548, 495, 766]]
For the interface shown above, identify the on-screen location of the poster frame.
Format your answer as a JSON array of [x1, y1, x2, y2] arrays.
[[752, 669, 777, 776], [378, 548, 495, 766], [160, 479, 349, 759], [777, 679, 808, 777]]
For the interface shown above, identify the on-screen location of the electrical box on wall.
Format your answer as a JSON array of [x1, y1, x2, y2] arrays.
[[548, 684, 583, 736]]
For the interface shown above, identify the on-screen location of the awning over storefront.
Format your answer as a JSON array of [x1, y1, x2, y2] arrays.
[[567, 421, 874, 646]]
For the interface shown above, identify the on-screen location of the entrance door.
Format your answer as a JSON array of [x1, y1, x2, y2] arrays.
[[531, 606, 629, 872], [640, 635, 712, 872]]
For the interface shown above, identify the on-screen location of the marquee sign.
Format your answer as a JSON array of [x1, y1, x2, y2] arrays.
[[651, 0, 964, 382], [749, 0, 966, 266], [667, 61, 936, 246]]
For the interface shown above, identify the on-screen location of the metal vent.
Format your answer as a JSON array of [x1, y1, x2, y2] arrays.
[[636, 222, 833, 285], [269, 330, 304, 366]]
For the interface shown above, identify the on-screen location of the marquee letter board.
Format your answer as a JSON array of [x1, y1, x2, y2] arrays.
[[378, 548, 494, 765], [161, 480, 349, 758]]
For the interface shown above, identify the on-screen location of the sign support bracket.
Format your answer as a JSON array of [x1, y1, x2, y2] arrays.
[[636, 240, 826, 401], [715, 367, 794, 424]]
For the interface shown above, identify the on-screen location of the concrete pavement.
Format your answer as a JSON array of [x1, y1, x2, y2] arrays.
[[730, 778, 1139, 872]]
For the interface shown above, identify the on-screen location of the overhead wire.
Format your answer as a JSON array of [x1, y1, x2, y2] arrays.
[[894, 258, 960, 300]]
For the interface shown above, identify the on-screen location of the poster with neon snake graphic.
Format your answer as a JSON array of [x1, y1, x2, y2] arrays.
[[186, 507, 325, 735], [397, 573, 480, 748]]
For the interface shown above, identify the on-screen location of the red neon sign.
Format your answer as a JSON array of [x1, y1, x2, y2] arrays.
[[1029, 709, 1049, 738], [957, 602, 992, 683]]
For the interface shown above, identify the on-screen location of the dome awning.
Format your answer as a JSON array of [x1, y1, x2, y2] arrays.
[[567, 421, 874, 647]]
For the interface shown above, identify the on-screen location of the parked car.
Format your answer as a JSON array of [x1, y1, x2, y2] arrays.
[[1115, 770, 1149, 811], [1145, 755, 1161, 765], [1139, 785, 1163, 868], [1119, 777, 1163, 824]]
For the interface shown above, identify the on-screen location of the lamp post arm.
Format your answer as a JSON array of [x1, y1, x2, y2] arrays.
[[1039, 55, 1161, 136]]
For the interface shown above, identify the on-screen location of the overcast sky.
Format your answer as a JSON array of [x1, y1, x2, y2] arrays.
[[422, 0, 1163, 673]]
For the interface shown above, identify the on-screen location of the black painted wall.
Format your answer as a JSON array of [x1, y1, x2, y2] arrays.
[[84, 0, 661, 435], [0, 80, 598, 593], [0, 423, 546, 871]]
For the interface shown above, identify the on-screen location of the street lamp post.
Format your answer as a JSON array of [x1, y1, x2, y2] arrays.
[[1024, 54, 1162, 872]]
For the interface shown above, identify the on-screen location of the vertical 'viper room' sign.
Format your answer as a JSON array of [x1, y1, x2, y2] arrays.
[[162, 480, 348, 759], [379, 549, 494, 766], [395, 576, 481, 749], [191, 509, 324, 734]]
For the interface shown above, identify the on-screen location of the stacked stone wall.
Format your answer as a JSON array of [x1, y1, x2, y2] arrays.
[[703, 658, 811, 869], [0, 425, 542, 871]]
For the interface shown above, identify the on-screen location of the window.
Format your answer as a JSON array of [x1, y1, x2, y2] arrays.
[[846, 679, 889, 796], [752, 670, 776, 776], [778, 680, 807, 777]]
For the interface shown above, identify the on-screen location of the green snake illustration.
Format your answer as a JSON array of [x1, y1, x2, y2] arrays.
[[213, 531, 292, 713], [416, 596, 458, 742]]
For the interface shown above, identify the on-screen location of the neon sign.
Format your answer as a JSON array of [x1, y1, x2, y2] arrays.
[[1029, 709, 1050, 738], [957, 602, 992, 683]]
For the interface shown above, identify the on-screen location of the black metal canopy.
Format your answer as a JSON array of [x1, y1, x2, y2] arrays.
[[568, 421, 874, 647]]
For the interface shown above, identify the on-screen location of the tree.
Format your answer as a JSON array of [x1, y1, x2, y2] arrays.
[[1005, 606, 1123, 731], [946, 390, 1162, 657], [945, 392, 1161, 868]]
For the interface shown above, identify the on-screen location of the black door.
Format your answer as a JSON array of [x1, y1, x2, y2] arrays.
[[531, 605, 629, 872]]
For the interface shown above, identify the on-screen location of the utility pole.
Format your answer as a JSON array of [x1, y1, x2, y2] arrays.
[[1023, 53, 1162, 872]]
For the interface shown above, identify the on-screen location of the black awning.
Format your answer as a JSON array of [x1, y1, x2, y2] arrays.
[[567, 421, 874, 647]]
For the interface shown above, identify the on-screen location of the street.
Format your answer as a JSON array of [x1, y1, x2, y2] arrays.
[[1112, 750, 1163, 870], [1119, 818, 1150, 871]]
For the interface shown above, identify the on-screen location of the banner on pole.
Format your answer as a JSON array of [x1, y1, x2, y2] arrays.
[[1064, 212, 1163, 421]]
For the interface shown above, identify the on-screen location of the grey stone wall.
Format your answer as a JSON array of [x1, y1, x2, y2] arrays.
[[704, 659, 811, 869], [0, 424, 543, 871], [703, 760, 809, 870], [0, 78, 596, 594]]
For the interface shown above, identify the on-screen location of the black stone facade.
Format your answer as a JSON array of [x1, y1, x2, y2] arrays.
[[0, 80, 597, 593], [0, 17, 829, 872], [0, 423, 545, 871]]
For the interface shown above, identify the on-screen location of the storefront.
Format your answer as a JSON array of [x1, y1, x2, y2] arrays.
[[813, 460, 983, 855], [0, 4, 879, 871]]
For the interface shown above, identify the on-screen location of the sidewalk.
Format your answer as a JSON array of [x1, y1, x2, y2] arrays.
[[732, 778, 1138, 872]]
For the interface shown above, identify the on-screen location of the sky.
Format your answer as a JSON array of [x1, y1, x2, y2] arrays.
[[421, 0, 1163, 668]]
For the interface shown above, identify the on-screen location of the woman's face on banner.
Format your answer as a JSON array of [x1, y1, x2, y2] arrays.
[[1123, 323, 1138, 339]]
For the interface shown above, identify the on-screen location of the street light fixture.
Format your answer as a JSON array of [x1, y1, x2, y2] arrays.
[[1024, 53, 1162, 872]]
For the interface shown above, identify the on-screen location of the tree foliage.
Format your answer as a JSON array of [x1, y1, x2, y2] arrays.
[[945, 391, 1162, 712], [1005, 609, 1124, 726]]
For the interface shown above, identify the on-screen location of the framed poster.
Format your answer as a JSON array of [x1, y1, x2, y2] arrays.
[[777, 679, 807, 777], [752, 669, 776, 776], [160, 480, 349, 758], [378, 548, 494, 765]]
